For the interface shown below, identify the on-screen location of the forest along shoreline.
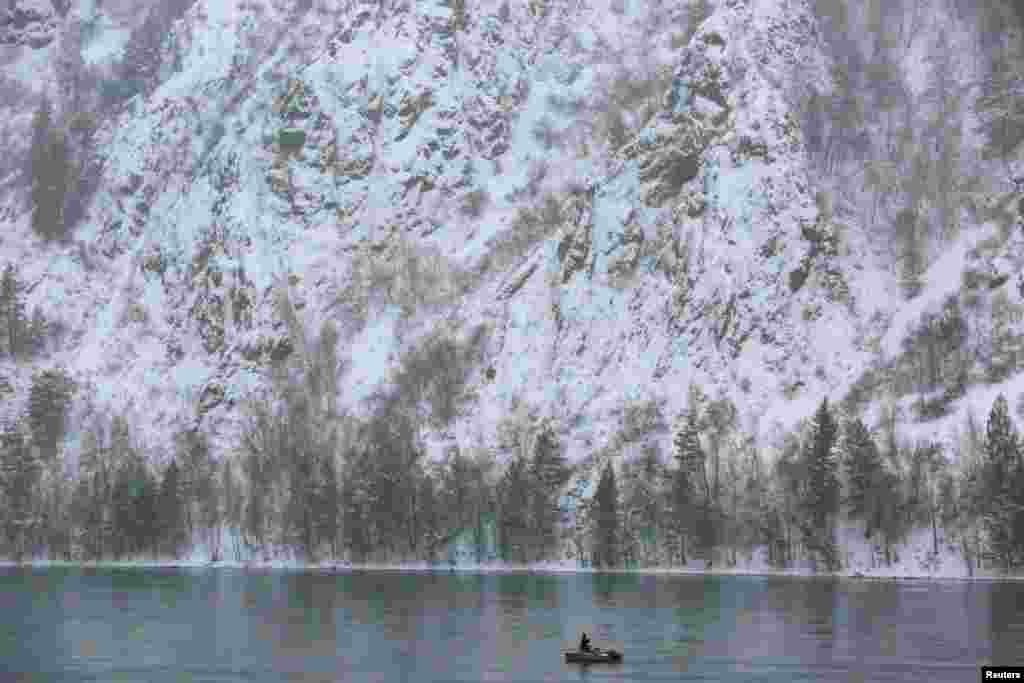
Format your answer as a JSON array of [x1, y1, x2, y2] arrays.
[[4, 559, 1024, 582]]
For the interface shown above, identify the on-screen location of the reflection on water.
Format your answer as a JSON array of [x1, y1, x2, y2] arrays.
[[3, 568, 1023, 682]]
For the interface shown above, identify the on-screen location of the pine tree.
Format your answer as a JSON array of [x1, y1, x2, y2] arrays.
[[312, 455, 340, 560], [34, 457, 61, 560], [341, 453, 372, 562], [28, 96, 71, 241], [593, 462, 619, 568], [158, 459, 186, 559], [27, 367, 75, 464], [112, 457, 151, 559], [875, 466, 908, 567], [800, 398, 841, 571], [703, 398, 736, 505], [0, 264, 26, 358], [0, 425, 40, 561], [842, 417, 885, 539], [73, 426, 110, 560], [674, 409, 708, 501], [982, 394, 1021, 569], [282, 427, 314, 562], [529, 422, 570, 561], [895, 207, 925, 299], [622, 445, 663, 567], [439, 446, 472, 538], [1011, 449, 1024, 568], [175, 428, 214, 547], [669, 411, 701, 565], [416, 470, 440, 563], [498, 457, 531, 563], [904, 442, 948, 558]]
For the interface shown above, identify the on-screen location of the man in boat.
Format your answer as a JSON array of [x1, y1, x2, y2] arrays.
[[579, 633, 592, 652]]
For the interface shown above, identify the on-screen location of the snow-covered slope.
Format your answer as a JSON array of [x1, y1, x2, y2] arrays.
[[2, 0, 1024, 570], [12, 0, 840, 451]]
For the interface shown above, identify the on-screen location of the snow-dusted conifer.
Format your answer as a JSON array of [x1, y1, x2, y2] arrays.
[[593, 461, 619, 568]]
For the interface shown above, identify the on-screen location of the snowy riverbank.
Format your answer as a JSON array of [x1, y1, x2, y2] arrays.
[[3, 557, 1023, 582], [1, 524, 1019, 581]]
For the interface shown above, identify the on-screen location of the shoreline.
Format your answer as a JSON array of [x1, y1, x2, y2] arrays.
[[3, 559, 1023, 582]]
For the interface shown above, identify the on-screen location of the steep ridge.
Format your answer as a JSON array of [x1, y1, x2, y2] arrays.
[[25, 0, 855, 460], [1, 0, 1024, 570]]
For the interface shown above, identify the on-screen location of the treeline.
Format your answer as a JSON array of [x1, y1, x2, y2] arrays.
[[0, 263, 52, 359], [3, 352, 1024, 575]]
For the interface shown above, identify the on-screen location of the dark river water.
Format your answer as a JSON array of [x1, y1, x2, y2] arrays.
[[2, 568, 1021, 682]]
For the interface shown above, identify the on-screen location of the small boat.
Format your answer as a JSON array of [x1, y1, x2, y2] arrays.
[[564, 648, 623, 664]]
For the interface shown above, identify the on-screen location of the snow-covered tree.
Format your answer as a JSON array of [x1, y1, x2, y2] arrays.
[[800, 398, 841, 570], [841, 416, 885, 539], [0, 424, 41, 561], [592, 462, 619, 568]]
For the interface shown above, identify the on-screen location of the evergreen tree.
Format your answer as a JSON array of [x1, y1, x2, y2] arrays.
[[498, 457, 531, 563], [34, 457, 64, 560], [69, 472, 99, 560], [0, 425, 40, 561], [903, 442, 948, 558], [0, 264, 26, 358], [175, 428, 214, 547], [358, 395, 422, 559], [774, 434, 806, 567], [842, 417, 886, 539], [669, 411, 701, 565], [703, 398, 736, 505], [800, 398, 841, 570], [341, 452, 373, 562], [111, 455, 158, 559], [28, 96, 71, 241], [439, 446, 473, 539], [158, 459, 186, 559], [281, 415, 315, 562], [27, 367, 75, 464], [673, 409, 707, 501], [875, 466, 908, 567], [982, 394, 1021, 569], [621, 445, 663, 567], [312, 454, 340, 560], [593, 462, 619, 568], [1011, 449, 1024, 568], [529, 422, 570, 561], [895, 207, 925, 299], [73, 426, 110, 560], [416, 470, 441, 563], [988, 291, 1024, 383]]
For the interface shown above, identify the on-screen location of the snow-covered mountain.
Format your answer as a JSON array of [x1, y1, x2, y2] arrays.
[[2, 0, 1024, 572]]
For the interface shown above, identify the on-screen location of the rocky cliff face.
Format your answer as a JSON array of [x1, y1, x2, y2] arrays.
[[1, 0, 1023, 478]]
